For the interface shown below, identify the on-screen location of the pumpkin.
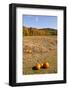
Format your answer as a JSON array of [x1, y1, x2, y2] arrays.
[[35, 63, 41, 70], [26, 49, 32, 53], [43, 62, 49, 68], [29, 49, 32, 53], [26, 49, 29, 53], [40, 63, 43, 67]]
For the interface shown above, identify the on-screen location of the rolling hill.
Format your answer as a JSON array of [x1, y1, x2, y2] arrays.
[[23, 26, 57, 36]]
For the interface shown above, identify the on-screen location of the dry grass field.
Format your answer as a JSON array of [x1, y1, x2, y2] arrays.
[[23, 36, 57, 75]]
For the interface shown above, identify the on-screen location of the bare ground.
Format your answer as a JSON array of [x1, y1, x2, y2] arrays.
[[23, 36, 57, 75]]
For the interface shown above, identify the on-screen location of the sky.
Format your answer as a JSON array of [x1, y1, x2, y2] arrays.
[[23, 15, 57, 29]]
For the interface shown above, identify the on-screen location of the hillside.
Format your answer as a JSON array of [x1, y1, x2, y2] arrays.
[[23, 26, 57, 36]]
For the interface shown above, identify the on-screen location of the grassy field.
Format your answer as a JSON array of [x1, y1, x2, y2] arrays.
[[23, 36, 57, 75]]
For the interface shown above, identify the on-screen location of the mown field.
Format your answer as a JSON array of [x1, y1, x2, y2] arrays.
[[23, 36, 57, 75]]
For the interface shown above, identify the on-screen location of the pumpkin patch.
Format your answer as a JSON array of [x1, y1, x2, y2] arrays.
[[34, 62, 49, 70]]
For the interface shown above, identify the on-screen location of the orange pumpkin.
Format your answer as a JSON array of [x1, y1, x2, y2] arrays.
[[35, 63, 41, 70], [26, 49, 29, 53], [40, 63, 43, 68], [29, 50, 32, 53], [43, 62, 49, 68], [26, 49, 32, 53]]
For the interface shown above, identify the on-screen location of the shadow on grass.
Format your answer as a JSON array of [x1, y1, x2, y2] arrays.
[[32, 66, 38, 70], [32, 66, 46, 70]]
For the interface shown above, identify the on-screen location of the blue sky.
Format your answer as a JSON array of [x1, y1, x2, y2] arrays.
[[23, 15, 57, 29]]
